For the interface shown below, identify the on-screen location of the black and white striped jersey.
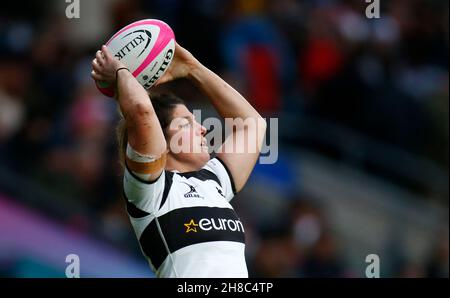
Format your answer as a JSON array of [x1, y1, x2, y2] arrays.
[[123, 157, 248, 278]]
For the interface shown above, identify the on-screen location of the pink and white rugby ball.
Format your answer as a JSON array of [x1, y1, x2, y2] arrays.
[[96, 19, 175, 97]]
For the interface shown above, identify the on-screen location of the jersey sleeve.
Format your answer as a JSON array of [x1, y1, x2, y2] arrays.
[[123, 164, 166, 215], [203, 157, 237, 202]]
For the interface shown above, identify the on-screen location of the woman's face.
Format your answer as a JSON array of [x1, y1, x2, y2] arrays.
[[165, 104, 210, 169]]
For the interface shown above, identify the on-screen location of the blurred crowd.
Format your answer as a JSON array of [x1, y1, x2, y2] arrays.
[[237, 193, 449, 278], [0, 0, 448, 277]]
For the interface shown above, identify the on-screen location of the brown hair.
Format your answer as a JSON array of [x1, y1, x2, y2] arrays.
[[116, 92, 185, 168]]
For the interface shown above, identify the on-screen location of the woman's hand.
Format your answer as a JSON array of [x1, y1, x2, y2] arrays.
[[91, 45, 127, 85], [154, 42, 201, 86]]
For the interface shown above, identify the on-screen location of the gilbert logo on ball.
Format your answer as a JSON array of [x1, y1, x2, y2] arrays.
[[96, 19, 175, 97]]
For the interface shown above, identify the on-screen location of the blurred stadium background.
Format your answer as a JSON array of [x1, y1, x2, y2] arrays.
[[0, 0, 448, 278]]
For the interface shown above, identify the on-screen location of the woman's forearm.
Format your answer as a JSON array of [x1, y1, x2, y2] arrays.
[[188, 63, 263, 121], [116, 69, 167, 156]]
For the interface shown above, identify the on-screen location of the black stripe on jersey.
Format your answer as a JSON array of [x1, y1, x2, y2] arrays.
[[139, 206, 245, 269], [176, 169, 222, 187], [123, 191, 151, 218], [214, 157, 237, 195], [158, 171, 174, 210]]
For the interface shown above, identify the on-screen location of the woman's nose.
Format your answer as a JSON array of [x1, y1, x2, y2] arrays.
[[198, 122, 207, 136]]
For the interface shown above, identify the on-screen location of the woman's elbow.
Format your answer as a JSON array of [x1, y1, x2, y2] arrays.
[[133, 102, 155, 119]]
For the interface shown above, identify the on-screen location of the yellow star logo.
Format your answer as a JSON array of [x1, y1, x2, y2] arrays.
[[184, 219, 199, 233]]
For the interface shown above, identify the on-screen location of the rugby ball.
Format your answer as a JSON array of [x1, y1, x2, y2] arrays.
[[96, 19, 175, 97]]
